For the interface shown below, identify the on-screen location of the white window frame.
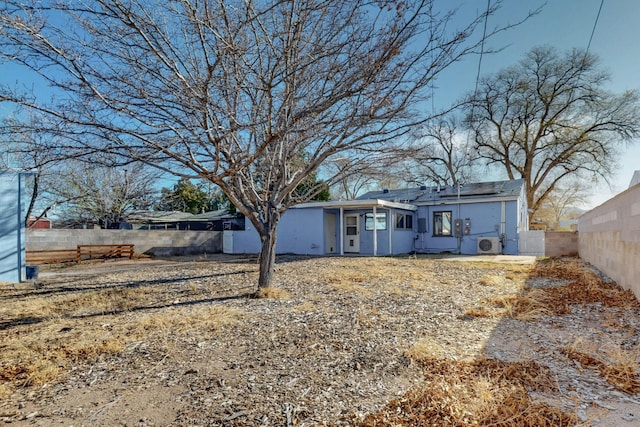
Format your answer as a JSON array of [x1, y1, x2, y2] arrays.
[[365, 212, 387, 231]]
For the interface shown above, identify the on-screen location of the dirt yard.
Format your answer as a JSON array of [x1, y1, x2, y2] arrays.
[[1, 255, 639, 426]]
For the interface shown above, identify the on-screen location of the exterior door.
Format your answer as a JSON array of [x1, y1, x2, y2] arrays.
[[222, 230, 234, 254], [344, 214, 360, 253], [324, 213, 337, 254]]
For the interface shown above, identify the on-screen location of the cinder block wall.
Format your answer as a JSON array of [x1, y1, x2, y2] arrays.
[[545, 232, 579, 257], [578, 184, 640, 300], [26, 229, 222, 256]]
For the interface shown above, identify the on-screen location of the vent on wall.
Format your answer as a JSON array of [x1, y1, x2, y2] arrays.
[[477, 237, 501, 255]]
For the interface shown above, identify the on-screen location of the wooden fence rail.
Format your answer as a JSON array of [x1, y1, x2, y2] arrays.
[[26, 244, 134, 265], [78, 244, 135, 261], [25, 249, 79, 264]]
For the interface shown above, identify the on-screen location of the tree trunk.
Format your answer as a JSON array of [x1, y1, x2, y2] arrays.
[[24, 172, 40, 228], [257, 222, 278, 289]]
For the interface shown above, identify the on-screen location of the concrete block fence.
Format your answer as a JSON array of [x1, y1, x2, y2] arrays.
[[545, 231, 578, 258], [579, 184, 640, 301], [26, 229, 222, 257]]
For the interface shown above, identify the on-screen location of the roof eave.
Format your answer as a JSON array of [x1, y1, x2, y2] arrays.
[[293, 199, 417, 211], [415, 194, 521, 206]]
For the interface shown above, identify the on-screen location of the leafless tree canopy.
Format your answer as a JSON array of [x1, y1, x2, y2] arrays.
[[0, 115, 87, 226], [408, 116, 479, 186], [534, 179, 589, 229], [466, 46, 640, 217], [51, 163, 159, 228], [1, 0, 522, 287]]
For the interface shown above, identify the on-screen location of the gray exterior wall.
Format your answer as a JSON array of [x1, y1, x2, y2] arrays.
[[414, 199, 524, 255], [231, 208, 327, 255], [230, 206, 418, 256], [578, 184, 640, 300], [229, 180, 528, 257], [26, 229, 222, 256]]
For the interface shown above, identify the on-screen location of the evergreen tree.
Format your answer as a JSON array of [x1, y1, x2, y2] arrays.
[[158, 179, 218, 214]]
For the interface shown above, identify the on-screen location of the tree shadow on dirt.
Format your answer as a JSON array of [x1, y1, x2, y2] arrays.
[[0, 269, 258, 301], [358, 257, 640, 427]]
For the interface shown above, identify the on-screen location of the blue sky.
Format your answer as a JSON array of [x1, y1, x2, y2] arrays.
[[432, 0, 640, 208], [1, 1, 638, 208]]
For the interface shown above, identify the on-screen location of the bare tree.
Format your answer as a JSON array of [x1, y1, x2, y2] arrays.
[[52, 163, 159, 228], [326, 155, 399, 200], [0, 0, 530, 289], [466, 46, 640, 219], [533, 179, 589, 229], [0, 115, 75, 226], [408, 116, 479, 186]]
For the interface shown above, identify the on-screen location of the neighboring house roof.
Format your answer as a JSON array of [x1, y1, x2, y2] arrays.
[[190, 209, 232, 221], [630, 170, 640, 188], [126, 209, 230, 223], [357, 179, 525, 205]]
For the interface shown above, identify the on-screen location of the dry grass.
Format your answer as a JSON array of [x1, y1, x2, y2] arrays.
[[531, 258, 640, 309], [562, 338, 640, 394], [323, 258, 432, 287], [464, 256, 640, 396], [405, 338, 447, 361], [130, 306, 244, 334], [254, 286, 291, 299], [466, 257, 640, 320], [329, 281, 374, 296], [2, 256, 636, 425], [294, 301, 317, 312], [465, 291, 552, 320], [0, 326, 126, 392], [357, 357, 576, 427], [464, 306, 496, 318], [0, 283, 244, 397], [392, 334, 578, 426], [478, 275, 506, 286]]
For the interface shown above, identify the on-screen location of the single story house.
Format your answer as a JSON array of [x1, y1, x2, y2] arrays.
[[225, 178, 529, 256]]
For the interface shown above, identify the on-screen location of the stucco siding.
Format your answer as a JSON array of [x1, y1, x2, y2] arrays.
[[231, 208, 326, 255], [230, 194, 524, 256], [278, 208, 326, 255], [231, 206, 417, 256], [414, 200, 519, 255], [392, 228, 415, 254], [232, 220, 261, 253]]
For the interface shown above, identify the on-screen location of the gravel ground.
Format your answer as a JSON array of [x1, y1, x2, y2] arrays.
[[0, 255, 639, 426]]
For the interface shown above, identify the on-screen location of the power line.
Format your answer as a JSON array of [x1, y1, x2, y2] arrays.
[[585, 0, 604, 57], [465, 0, 491, 148], [473, 0, 491, 97], [430, 1, 435, 113]]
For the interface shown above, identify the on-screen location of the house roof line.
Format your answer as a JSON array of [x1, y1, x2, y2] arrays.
[[293, 199, 417, 211], [415, 194, 522, 206], [356, 178, 525, 205]]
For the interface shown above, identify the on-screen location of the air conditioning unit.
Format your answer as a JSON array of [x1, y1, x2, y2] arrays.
[[477, 237, 502, 255]]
